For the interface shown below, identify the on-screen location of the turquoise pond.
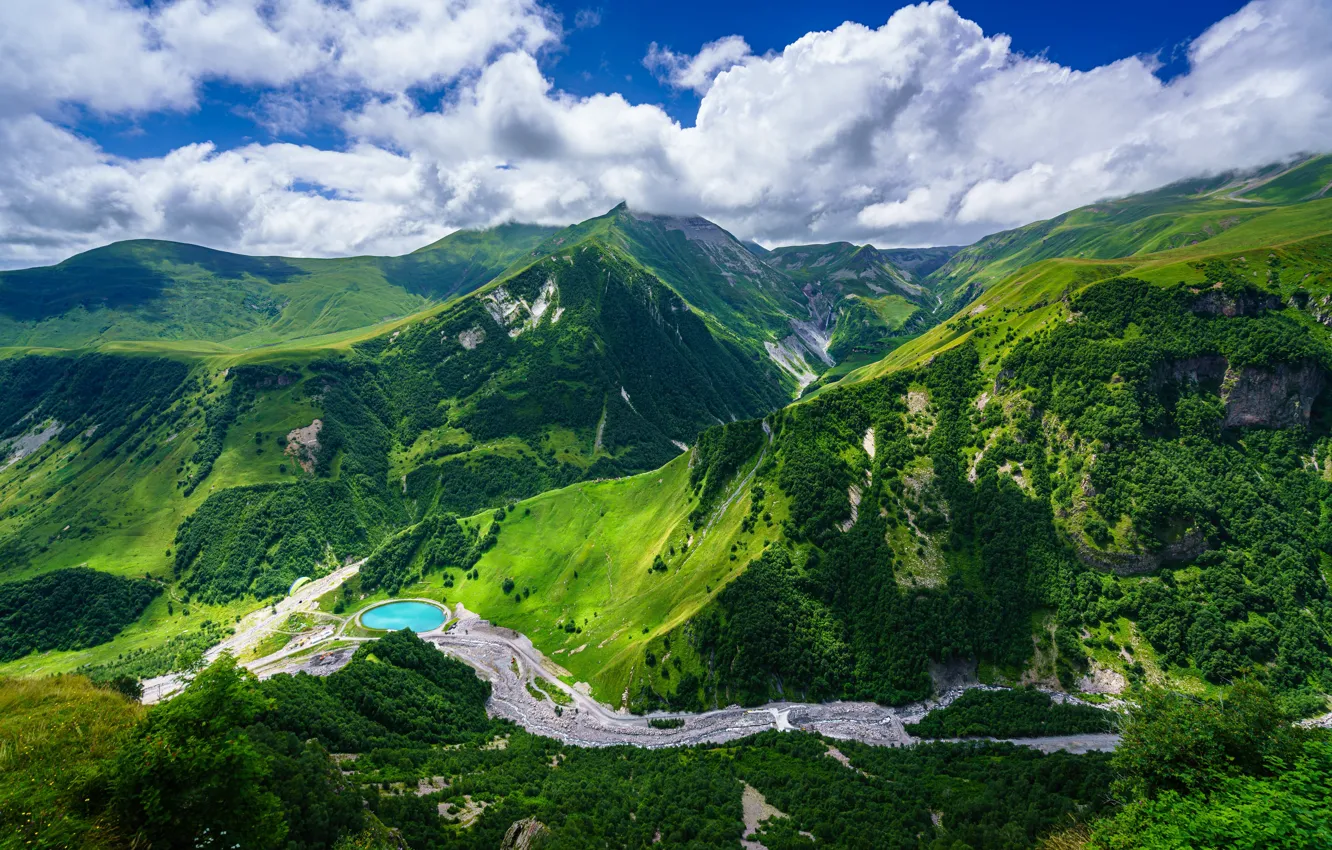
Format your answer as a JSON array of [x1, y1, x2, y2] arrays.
[[359, 601, 446, 632]]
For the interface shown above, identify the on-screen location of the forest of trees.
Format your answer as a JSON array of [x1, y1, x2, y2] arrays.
[[661, 274, 1332, 714], [0, 568, 159, 661], [4, 631, 1130, 850], [905, 687, 1115, 738], [7, 631, 1325, 849]]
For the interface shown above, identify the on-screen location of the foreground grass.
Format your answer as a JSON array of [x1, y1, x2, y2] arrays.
[[0, 676, 142, 849]]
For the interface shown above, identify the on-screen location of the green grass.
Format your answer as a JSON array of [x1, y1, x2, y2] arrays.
[[0, 591, 253, 679], [242, 612, 318, 662], [840, 196, 1332, 390], [924, 160, 1332, 310], [0, 675, 143, 849], [0, 224, 557, 351], [0, 361, 319, 584], [1237, 154, 1332, 204], [391, 449, 781, 705], [857, 293, 918, 327]]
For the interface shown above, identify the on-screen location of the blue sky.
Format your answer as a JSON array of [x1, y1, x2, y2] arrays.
[[542, 0, 1250, 118], [85, 0, 1250, 159], [0, 0, 1326, 266]]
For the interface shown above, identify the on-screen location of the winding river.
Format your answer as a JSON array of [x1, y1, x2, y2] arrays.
[[144, 566, 1119, 754]]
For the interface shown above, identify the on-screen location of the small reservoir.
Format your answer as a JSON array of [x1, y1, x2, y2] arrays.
[[359, 601, 446, 632]]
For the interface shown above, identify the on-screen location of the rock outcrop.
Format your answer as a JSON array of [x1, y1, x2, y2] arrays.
[[1152, 356, 1325, 430], [1189, 288, 1281, 317], [500, 817, 548, 850], [284, 419, 323, 473], [1221, 359, 1324, 429], [1075, 528, 1208, 575]]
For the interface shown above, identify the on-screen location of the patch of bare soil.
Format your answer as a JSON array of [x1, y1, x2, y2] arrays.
[[1, 420, 63, 469], [1077, 663, 1127, 695], [740, 782, 813, 849], [457, 327, 486, 349], [439, 796, 489, 827], [284, 419, 323, 473]]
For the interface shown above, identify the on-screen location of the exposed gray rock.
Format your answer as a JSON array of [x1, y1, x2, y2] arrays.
[[1151, 354, 1227, 388], [1221, 360, 1324, 429], [1152, 356, 1325, 430], [1075, 528, 1208, 575], [501, 817, 548, 850], [1189, 288, 1280, 317], [284, 419, 323, 473]]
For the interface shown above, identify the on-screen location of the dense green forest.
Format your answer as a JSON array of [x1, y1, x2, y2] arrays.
[[0, 568, 159, 661], [905, 688, 1115, 739], [626, 268, 1332, 713], [5, 633, 1325, 849], [1, 631, 1121, 849]]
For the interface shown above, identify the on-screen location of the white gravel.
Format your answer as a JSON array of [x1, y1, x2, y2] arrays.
[[149, 566, 1120, 756]]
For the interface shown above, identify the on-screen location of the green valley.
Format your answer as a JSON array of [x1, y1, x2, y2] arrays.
[[5, 161, 1332, 850]]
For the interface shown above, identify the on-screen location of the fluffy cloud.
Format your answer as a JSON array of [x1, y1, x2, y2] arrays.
[[2, 0, 1332, 267], [0, 0, 559, 117], [644, 35, 753, 94]]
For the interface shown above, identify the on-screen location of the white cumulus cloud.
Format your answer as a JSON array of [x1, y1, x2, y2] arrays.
[[644, 35, 753, 94]]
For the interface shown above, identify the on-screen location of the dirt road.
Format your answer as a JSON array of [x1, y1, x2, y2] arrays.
[[141, 561, 361, 703]]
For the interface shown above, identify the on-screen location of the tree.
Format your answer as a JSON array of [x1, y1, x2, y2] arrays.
[[112, 655, 287, 849], [1111, 682, 1302, 801]]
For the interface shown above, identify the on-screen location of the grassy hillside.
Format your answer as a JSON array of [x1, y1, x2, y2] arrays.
[[847, 195, 1332, 387], [0, 224, 556, 350], [764, 242, 956, 362], [0, 237, 794, 676], [368, 422, 784, 706], [925, 155, 1332, 314]]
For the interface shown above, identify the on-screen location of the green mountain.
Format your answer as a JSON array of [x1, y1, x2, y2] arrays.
[[0, 235, 792, 610], [765, 242, 958, 361], [5, 166, 1332, 850], [926, 153, 1332, 313], [518, 205, 960, 387], [0, 223, 557, 350], [510, 204, 842, 386]]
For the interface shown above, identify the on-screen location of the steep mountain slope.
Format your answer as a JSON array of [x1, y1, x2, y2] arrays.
[[0, 236, 793, 675], [0, 224, 557, 349], [765, 242, 958, 361], [519, 204, 954, 387], [350, 192, 1332, 715], [927, 154, 1332, 314], [510, 204, 840, 386]]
